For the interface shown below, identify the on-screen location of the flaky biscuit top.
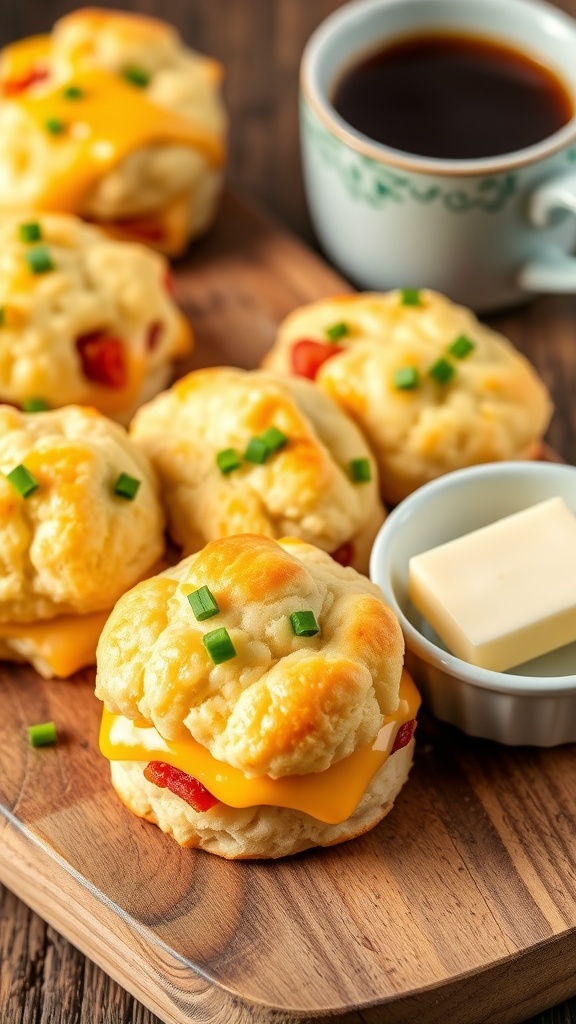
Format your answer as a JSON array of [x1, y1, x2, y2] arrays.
[[0, 404, 164, 622], [264, 290, 553, 503], [130, 367, 385, 560], [95, 535, 405, 779]]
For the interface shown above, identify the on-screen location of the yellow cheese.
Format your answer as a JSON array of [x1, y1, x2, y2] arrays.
[[409, 496, 576, 672], [99, 670, 420, 824], [0, 35, 51, 82], [0, 608, 109, 676]]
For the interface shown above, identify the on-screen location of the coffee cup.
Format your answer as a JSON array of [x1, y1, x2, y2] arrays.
[[300, 0, 576, 311]]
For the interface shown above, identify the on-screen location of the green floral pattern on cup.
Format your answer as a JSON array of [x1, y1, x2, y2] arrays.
[[302, 101, 519, 213]]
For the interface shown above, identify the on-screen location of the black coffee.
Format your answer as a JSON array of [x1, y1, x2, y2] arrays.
[[332, 32, 573, 160]]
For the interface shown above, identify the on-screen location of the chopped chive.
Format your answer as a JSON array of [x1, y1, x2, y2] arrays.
[[45, 117, 65, 135], [113, 472, 141, 500], [449, 334, 475, 359], [62, 85, 84, 100], [290, 610, 320, 637], [7, 464, 39, 498], [19, 221, 42, 243], [259, 426, 288, 453], [326, 321, 349, 342], [188, 585, 219, 621], [203, 626, 236, 665], [122, 66, 150, 88], [400, 288, 421, 306], [216, 448, 242, 475], [28, 721, 57, 747], [349, 457, 372, 483], [244, 436, 269, 464], [394, 366, 419, 390], [22, 397, 49, 413], [429, 357, 455, 385], [25, 246, 53, 275]]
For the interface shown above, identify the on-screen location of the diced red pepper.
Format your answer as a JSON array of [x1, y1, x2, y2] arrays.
[[331, 541, 354, 567], [291, 339, 343, 381], [146, 320, 163, 351], [144, 761, 220, 812], [76, 331, 127, 389], [2, 67, 49, 97], [391, 719, 416, 754]]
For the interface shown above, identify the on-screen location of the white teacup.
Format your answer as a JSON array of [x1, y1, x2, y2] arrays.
[[300, 0, 576, 311]]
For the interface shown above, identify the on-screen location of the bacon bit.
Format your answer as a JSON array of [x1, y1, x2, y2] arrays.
[[76, 331, 127, 389], [391, 719, 416, 754], [2, 67, 49, 97], [113, 217, 165, 243], [143, 761, 220, 812], [331, 542, 354, 567], [291, 340, 343, 381], [146, 320, 163, 351], [163, 269, 175, 296]]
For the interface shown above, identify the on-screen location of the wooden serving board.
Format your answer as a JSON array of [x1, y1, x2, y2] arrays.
[[1, 192, 576, 1024]]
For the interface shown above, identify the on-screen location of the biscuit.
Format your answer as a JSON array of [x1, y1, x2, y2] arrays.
[[130, 367, 386, 573], [96, 534, 413, 857], [0, 9, 227, 254], [263, 290, 553, 504], [0, 213, 191, 421]]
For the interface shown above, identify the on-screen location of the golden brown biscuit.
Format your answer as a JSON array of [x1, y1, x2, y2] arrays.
[[96, 535, 418, 858], [0, 9, 227, 254], [263, 290, 553, 504], [130, 367, 386, 573], [0, 213, 191, 421], [0, 404, 165, 677]]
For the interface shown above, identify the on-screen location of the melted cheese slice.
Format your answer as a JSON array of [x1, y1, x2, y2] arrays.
[[0, 608, 109, 677], [100, 670, 421, 824], [8, 66, 224, 213], [0, 35, 51, 81]]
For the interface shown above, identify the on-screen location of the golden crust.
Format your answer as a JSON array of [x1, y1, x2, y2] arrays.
[[130, 367, 386, 573], [95, 534, 405, 778], [0, 404, 164, 621], [108, 739, 414, 859], [0, 213, 191, 418], [263, 290, 553, 504]]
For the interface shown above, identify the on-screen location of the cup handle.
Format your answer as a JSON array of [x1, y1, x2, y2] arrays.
[[518, 170, 576, 292]]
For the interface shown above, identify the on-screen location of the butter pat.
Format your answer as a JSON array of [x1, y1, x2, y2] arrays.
[[408, 497, 576, 672]]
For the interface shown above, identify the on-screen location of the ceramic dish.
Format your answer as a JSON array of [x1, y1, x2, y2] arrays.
[[370, 460, 576, 745]]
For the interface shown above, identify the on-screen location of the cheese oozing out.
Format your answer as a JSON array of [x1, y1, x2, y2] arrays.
[[409, 496, 576, 672], [0, 608, 110, 677], [99, 670, 421, 824]]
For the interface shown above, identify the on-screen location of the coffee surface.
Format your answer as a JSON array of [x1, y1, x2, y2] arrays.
[[332, 33, 573, 159]]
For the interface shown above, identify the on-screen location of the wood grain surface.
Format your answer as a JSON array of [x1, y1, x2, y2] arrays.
[[0, 2, 576, 1024]]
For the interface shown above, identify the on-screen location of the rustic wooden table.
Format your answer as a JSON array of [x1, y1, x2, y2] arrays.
[[1, 2, 576, 1023]]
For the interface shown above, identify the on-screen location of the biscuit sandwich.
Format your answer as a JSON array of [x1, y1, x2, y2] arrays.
[[96, 534, 420, 859], [130, 367, 386, 573], [263, 289, 553, 504], [0, 8, 227, 255], [0, 404, 164, 678], [0, 213, 191, 422]]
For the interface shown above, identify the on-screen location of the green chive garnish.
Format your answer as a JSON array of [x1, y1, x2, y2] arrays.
[[349, 457, 371, 483], [244, 437, 269, 464], [203, 627, 236, 665], [217, 448, 241, 474], [25, 246, 53, 275], [326, 321, 349, 342], [429, 357, 455, 385], [394, 366, 419, 390], [113, 472, 141, 500], [62, 85, 84, 100], [259, 426, 288, 453], [122, 66, 150, 88], [22, 397, 49, 413], [449, 334, 475, 359], [28, 721, 57, 747], [19, 221, 42, 243], [7, 464, 39, 498], [400, 288, 421, 306], [45, 117, 65, 135], [290, 610, 320, 637], [188, 585, 219, 622]]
